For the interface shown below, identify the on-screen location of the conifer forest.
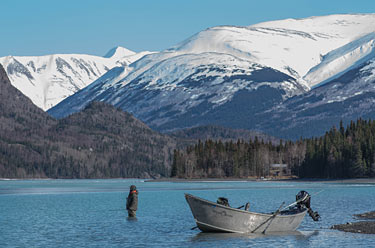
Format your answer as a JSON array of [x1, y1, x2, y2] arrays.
[[172, 119, 375, 179]]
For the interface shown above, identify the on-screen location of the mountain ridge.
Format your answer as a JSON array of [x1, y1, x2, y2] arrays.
[[104, 46, 136, 58], [2, 62, 277, 178], [256, 57, 375, 139], [48, 14, 375, 139], [0, 46, 152, 110]]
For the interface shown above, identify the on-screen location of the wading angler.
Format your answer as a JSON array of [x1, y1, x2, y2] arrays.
[[126, 185, 138, 217]]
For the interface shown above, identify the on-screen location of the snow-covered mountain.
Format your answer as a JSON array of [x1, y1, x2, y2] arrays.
[[103, 46, 135, 58], [257, 57, 375, 139], [168, 14, 375, 86], [49, 14, 375, 137], [0, 46, 151, 110], [48, 50, 307, 126]]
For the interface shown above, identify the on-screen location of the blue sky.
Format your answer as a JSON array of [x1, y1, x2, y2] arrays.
[[1, 0, 374, 57]]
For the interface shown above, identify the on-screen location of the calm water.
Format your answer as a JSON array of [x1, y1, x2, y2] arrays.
[[1, 179, 375, 247]]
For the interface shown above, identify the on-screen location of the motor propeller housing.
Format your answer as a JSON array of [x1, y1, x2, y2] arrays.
[[296, 190, 320, 221]]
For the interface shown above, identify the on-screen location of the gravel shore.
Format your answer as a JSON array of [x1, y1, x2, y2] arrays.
[[331, 211, 375, 234], [331, 221, 375, 234], [354, 211, 375, 219]]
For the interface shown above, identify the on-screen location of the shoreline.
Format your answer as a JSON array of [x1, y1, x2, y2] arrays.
[[331, 221, 375, 234], [332, 211, 375, 234], [146, 177, 375, 184], [1, 177, 375, 184]]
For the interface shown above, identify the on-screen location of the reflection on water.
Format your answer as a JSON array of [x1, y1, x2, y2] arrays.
[[190, 230, 324, 247], [126, 216, 138, 222], [191, 231, 266, 242], [191, 230, 317, 242]]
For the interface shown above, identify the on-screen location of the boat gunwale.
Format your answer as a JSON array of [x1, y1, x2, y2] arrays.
[[185, 193, 307, 218]]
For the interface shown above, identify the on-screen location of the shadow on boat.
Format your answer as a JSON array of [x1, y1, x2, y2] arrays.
[[190, 230, 319, 242]]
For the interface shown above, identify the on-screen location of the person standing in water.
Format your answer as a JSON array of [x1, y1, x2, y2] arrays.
[[126, 185, 138, 217]]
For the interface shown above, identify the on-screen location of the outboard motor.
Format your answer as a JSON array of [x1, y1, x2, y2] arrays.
[[296, 191, 320, 221]]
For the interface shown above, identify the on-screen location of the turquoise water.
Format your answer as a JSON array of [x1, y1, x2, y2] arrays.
[[1, 179, 375, 247]]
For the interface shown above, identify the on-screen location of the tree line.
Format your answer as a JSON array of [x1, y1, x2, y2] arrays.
[[298, 119, 375, 178], [171, 119, 375, 179]]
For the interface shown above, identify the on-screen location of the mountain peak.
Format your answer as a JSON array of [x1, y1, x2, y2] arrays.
[[104, 46, 135, 58]]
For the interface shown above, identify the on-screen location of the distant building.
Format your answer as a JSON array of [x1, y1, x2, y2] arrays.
[[270, 164, 290, 177]]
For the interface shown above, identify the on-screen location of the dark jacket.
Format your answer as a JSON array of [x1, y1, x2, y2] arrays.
[[126, 190, 138, 211]]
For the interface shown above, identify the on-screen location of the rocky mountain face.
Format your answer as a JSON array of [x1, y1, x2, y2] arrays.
[[0, 47, 151, 110], [48, 55, 305, 129], [48, 14, 375, 139], [256, 58, 375, 139]]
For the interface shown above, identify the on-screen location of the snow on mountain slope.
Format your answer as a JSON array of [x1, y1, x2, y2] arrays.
[[171, 14, 375, 86], [256, 57, 375, 139], [0, 47, 151, 110], [104, 46, 135, 58], [49, 14, 375, 135], [49, 51, 306, 126], [302, 57, 375, 107], [304, 32, 375, 88], [48, 66, 128, 119]]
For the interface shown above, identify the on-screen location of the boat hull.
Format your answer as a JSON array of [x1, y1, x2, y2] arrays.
[[185, 193, 307, 234]]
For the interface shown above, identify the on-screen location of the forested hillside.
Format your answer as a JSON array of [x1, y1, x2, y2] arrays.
[[0, 64, 177, 178], [172, 119, 375, 179], [298, 119, 375, 178], [171, 138, 304, 178], [2, 60, 374, 179], [169, 125, 278, 144]]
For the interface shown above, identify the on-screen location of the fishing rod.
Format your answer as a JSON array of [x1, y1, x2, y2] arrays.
[[251, 201, 285, 234], [262, 202, 285, 234], [255, 189, 324, 233]]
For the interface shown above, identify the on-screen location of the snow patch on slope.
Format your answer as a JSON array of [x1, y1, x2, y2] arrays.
[[304, 32, 375, 88], [170, 14, 375, 87]]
